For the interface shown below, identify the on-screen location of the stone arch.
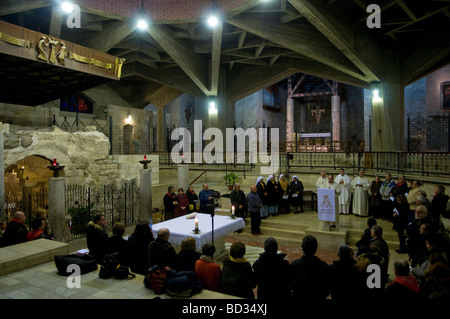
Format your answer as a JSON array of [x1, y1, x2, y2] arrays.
[[4, 154, 57, 222]]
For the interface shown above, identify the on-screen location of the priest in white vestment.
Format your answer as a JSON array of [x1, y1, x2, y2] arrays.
[[322, 174, 342, 230], [351, 170, 370, 216], [334, 169, 351, 214], [316, 171, 327, 189]]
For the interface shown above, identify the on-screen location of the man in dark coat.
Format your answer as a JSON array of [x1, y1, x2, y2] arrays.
[[290, 235, 330, 303], [164, 186, 178, 220], [1, 211, 28, 247], [147, 228, 179, 270], [230, 183, 247, 219], [199, 184, 213, 214], [369, 225, 390, 287], [86, 213, 108, 263], [253, 237, 291, 299]]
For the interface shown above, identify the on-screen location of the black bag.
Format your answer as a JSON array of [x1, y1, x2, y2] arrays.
[[99, 252, 120, 279], [115, 265, 136, 280], [54, 254, 97, 276]]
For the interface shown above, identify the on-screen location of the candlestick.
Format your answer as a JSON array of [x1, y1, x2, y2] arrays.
[[144, 154, 147, 161], [231, 205, 235, 217]]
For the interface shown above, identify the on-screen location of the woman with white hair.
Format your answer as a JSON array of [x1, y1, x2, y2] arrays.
[[266, 175, 279, 217], [256, 176, 269, 219], [289, 175, 304, 213]]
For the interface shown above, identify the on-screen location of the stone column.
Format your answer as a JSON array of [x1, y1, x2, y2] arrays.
[[156, 105, 165, 152], [140, 168, 152, 223], [371, 81, 404, 151], [178, 164, 189, 193], [0, 123, 4, 220], [331, 94, 340, 151], [286, 97, 294, 151], [48, 177, 66, 242]]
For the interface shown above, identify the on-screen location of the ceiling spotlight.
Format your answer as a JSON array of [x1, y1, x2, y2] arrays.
[[208, 100, 218, 115], [207, 15, 220, 28], [137, 18, 148, 30], [61, 1, 75, 13]]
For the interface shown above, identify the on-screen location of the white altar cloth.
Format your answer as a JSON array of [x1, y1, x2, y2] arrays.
[[151, 213, 245, 251]]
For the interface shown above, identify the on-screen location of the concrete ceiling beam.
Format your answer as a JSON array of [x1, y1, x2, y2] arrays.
[[147, 24, 211, 96], [288, 0, 381, 83], [82, 20, 137, 52]]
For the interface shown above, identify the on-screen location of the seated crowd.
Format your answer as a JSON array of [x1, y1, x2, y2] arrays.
[[0, 177, 448, 303]]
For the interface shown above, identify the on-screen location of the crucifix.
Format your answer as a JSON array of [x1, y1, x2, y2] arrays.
[[311, 106, 325, 124]]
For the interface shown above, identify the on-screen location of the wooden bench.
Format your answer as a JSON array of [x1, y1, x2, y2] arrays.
[[0, 239, 69, 276], [303, 190, 317, 211]]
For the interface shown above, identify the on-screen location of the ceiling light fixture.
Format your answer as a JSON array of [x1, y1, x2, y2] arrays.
[[61, 1, 75, 13], [136, 0, 149, 30], [207, 15, 220, 28]]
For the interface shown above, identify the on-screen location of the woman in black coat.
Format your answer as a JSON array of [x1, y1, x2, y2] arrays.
[[289, 175, 304, 213], [256, 176, 269, 219], [266, 175, 279, 216], [393, 194, 410, 254], [128, 220, 155, 275]]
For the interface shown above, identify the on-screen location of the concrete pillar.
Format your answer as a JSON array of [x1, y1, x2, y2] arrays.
[[331, 95, 340, 150], [178, 164, 189, 193], [371, 81, 404, 151], [48, 177, 66, 242], [139, 168, 152, 223], [0, 123, 4, 220], [156, 105, 165, 151], [286, 97, 294, 151]]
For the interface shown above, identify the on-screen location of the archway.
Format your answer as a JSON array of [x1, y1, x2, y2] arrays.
[[4, 155, 58, 223]]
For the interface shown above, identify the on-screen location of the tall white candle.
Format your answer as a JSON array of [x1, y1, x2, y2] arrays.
[[195, 217, 199, 230], [231, 205, 235, 216]]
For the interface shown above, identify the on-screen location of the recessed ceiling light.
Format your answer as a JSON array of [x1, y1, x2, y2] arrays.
[[61, 1, 75, 13], [207, 15, 219, 28]]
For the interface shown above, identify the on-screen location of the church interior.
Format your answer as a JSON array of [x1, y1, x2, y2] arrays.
[[0, 0, 449, 306]]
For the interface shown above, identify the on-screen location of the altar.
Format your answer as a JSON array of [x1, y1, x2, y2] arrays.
[[151, 213, 245, 258]]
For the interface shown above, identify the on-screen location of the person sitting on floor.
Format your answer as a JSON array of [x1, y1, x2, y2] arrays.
[[290, 235, 331, 303], [220, 241, 256, 299], [147, 228, 179, 270], [177, 237, 201, 272], [0, 211, 28, 247], [385, 259, 422, 303], [27, 217, 50, 241], [105, 222, 130, 266], [128, 220, 154, 275], [329, 244, 358, 304], [252, 237, 291, 299], [355, 217, 377, 256], [195, 244, 221, 291], [86, 213, 108, 263]]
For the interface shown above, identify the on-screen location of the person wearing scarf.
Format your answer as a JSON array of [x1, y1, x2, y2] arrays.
[[27, 217, 49, 241], [256, 176, 268, 219], [1, 211, 28, 247], [278, 174, 290, 214], [289, 175, 304, 213], [386, 260, 421, 302], [219, 242, 256, 299], [175, 188, 190, 218]]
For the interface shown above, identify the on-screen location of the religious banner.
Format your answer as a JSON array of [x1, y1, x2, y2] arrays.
[[317, 188, 336, 222]]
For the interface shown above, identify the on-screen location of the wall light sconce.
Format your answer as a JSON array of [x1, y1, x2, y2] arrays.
[[208, 100, 218, 115], [125, 113, 133, 124]]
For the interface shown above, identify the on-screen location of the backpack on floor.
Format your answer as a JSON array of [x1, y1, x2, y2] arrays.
[[99, 252, 120, 279]]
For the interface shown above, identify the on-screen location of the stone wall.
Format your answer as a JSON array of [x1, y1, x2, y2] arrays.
[[3, 124, 159, 187]]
